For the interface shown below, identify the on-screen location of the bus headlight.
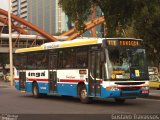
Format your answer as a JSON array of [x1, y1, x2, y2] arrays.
[[141, 86, 149, 94], [106, 86, 120, 91], [141, 86, 149, 90]]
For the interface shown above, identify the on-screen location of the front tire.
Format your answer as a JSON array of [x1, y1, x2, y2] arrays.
[[78, 85, 92, 104]]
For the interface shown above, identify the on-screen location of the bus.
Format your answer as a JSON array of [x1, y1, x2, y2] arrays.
[[14, 38, 149, 103]]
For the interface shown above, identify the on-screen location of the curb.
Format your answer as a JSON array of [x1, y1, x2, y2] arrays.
[[140, 93, 160, 100], [148, 93, 160, 100], [0, 81, 10, 88], [0, 85, 10, 88]]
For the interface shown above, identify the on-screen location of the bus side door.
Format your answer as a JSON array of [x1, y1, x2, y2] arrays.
[[88, 50, 101, 97], [18, 55, 27, 90], [19, 71, 26, 90], [49, 54, 58, 93]]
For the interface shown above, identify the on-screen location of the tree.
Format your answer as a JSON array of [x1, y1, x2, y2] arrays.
[[133, 0, 160, 66], [59, 0, 92, 30], [59, 0, 160, 67], [59, 0, 138, 37], [93, 0, 137, 37]]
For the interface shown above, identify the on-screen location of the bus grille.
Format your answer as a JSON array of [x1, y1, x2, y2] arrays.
[[120, 87, 140, 91], [115, 82, 145, 85], [121, 93, 139, 97]]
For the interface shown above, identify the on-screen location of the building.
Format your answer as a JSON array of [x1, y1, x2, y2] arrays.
[[12, 0, 68, 34]]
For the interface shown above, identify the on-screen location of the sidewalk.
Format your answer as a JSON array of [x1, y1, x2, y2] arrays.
[[0, 79, 11, 88]]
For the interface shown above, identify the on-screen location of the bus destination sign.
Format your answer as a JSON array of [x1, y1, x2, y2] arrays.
[[119, 40, 140, 46], [106, 39, 141, 47]]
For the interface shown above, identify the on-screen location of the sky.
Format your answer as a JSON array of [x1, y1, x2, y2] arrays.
[[0, 0, 8, 11]]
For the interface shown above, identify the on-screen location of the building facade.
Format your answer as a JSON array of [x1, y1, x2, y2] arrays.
[[12, 0, 68, 34]]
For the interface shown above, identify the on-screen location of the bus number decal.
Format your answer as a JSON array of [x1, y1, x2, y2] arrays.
[[79, 70, 87, 74]]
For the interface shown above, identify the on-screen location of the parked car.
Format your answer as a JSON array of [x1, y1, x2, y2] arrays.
[[149, 75, 160, 89], [3, 73, 11, 82], [0, 71, 4, 79]]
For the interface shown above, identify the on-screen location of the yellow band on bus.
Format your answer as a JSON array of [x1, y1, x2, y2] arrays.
[[60, 39, 97, 48], [15, 46, 44, 53]]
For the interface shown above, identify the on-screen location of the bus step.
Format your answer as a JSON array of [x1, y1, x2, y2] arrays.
[[20, 90, 26, 93]]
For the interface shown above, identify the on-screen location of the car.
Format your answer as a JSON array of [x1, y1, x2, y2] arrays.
[[3, 73, 11, 82], [149, 75, 160, 89], [0, 71, 3, 76], [0, 71, 4, 79]]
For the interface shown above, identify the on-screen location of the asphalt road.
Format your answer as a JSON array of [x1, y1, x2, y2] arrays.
[[0, 87, 160, 114], [0, 86, 160, 120]]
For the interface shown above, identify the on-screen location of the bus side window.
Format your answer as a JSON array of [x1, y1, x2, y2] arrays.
[[27, 53, 37, 69], [58, 51, 63, 68], [37, 52, 48, 69], [76, 47, 88, 68], [14, 54, 27, 70], [63, 48, 76, 68]]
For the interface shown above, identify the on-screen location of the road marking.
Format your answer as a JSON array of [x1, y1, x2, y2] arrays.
[[137, 97, 160, 102]]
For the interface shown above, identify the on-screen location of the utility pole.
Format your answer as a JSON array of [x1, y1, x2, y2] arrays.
[[8, 0, 14, 86]]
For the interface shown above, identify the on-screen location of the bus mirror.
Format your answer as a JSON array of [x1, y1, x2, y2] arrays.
[[101, 51, 106, 63]]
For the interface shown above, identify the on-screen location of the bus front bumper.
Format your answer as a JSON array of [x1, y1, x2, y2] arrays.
[[101, 87, 149, 99]]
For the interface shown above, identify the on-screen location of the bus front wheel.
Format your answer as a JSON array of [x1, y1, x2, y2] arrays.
[[78, 85, 92, 104], [32, 82, 41, 98]]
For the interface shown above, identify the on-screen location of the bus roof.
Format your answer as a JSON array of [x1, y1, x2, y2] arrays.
[[15, 37, 141, 53], [15, 38, 101, 53]]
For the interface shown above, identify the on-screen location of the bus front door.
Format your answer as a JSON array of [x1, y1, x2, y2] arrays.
[[88, 51, 101, 97], [19, 72, 26, 90], [49, 54, 57, 93]]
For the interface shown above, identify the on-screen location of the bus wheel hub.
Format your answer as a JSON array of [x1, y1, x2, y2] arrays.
[[81, 90, 87, 99]]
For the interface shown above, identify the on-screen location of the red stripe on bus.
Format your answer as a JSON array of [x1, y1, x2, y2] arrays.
[[28, 78, 48, 82], [14, 78, 85, 83], [59, 79, 85, 83]]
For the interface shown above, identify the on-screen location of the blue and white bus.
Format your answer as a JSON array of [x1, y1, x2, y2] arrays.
[[14, 38, 149, 103]]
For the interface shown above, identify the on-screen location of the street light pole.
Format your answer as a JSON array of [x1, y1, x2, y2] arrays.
[[8, 0, 14, 86]]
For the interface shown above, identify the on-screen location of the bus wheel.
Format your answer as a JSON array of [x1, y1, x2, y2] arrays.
[[114, 98, 126, 104], [32, 82, 41, 98], [78, 85, 92, 104]]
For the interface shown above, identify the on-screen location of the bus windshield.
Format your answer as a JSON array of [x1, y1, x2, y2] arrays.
[[104, 47, 148, 81]]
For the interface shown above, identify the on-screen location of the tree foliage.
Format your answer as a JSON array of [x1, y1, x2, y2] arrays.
[[93, 0, 137, 37], [59, 0, 160, 66], [59, 0, 92, 30], [133, 0, 160, 66]]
